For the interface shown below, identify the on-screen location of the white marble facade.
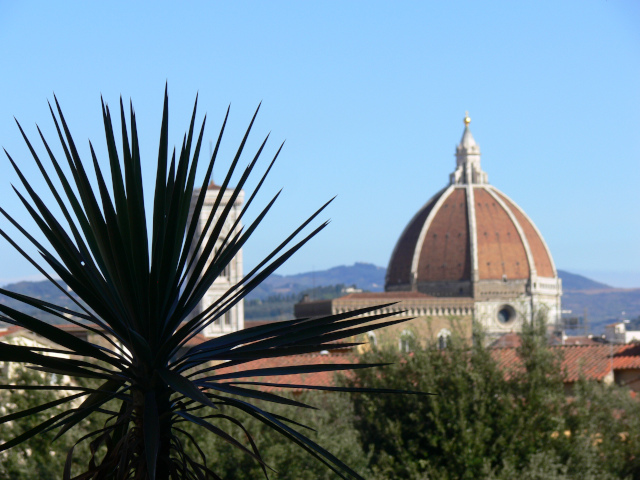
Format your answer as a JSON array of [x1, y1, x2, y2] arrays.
[[188, 184, 244, 337]]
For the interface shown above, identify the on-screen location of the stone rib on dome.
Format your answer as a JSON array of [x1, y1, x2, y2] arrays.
[[415, 188, 471, 283], [474, 187, 530, 280], [386, 184, 555, 292], [495, 192, 555, 278], [385, 188, 444, 288]]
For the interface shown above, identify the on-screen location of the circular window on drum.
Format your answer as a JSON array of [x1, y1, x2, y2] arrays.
[[497, 305, 516, 324]]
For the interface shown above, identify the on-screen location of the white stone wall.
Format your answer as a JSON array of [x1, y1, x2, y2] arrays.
[[0, 330, 71, 382], [187, 186, 244, 338], [474, 278, 562, 336], [475, 298, 530, 334]]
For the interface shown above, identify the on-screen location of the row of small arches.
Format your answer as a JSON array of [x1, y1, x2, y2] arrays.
[[334, 307, 472, 317], [366, 328, 451, 352]]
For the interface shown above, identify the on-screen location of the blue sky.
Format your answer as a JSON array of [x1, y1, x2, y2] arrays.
[[0, 1, 638, 287]]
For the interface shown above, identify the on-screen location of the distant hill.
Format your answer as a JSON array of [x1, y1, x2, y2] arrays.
[[2, 266, 638, 331], [557, 270, 611, 291], [0, 280, 80, 324], [246, 266, 638, 329], [246, 262, 385, 300], [245, 284, 346, 323], [562, 289, 640, 329], [247, 266, 616, 300], [554, 270, 639, 332]]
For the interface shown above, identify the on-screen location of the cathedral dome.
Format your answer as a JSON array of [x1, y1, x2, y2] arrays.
[[386, 114, 557, 297]]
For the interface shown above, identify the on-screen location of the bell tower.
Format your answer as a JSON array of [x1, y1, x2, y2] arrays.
[[187, 182, 245, 337]]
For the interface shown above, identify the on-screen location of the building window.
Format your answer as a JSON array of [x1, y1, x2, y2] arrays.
[[367, 331, 377, 347], [399, 330, 414, 352], [497, 305, 516, 324], [223, 263, 230, 280], [437, 328, 451, 349]]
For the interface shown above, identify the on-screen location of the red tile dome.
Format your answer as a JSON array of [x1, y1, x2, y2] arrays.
[[385, 116, 557, 296]]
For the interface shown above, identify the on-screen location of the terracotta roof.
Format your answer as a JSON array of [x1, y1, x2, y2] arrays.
[[183, 333, 209, 347], [613, 343, 640, 370], [211, 350, 358, 392], [492, 343, 640, 383], [0, 325, 88, 337], [490, 332, 521, 348], [203, 343, 640, 393], [550, 336, 602, 346], [338, 291, 432, 300], [385, 184, 557, 290], [560, 345, 616, 382], [0, 325, 24, 338]]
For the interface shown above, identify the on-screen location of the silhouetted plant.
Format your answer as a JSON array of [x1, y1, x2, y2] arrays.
[[0, 88, 414, 479]]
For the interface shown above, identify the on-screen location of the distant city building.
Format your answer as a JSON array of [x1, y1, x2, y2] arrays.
[[296, 114, 562, 342], [341, 286, 363, 294], [605, 321, 640, 344], [187, 182, 244, 337]]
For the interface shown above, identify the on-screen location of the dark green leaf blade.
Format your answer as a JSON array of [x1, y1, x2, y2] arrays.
[[143, 391, 160, 480]]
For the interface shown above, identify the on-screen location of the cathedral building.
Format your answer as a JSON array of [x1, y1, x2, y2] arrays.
[[295, 114, 562, 343], [188, 182, 244, 338]]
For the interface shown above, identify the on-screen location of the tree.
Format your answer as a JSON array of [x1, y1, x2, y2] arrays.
[[0, 368, 79, 479], [181, 391, 371, 480], [345, 328, 512, 479], [557, 379, 640, 479], [0, 89, 415, 479], [345, 319, 640, 479], [505, 313, 566, 469]]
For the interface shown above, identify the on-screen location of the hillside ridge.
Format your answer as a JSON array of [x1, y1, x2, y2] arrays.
[[1, 265, 637, 328]]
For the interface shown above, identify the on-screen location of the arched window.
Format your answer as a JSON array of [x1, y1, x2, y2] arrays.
[[399, 329, 414, 353], [437, 328, 451, 350], [367, 331, 377, 347]]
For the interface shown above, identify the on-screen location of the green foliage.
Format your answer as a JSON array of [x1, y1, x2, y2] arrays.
[[181, 392, 370, 480], [345, 320, 640, 479], [345, 329, 514, 479], [506, 315, 566, 466], [0, 368, 75, 479], [0, 368, 108, 479], [558, 379, 640, 479], [5, 316, 640, 479]]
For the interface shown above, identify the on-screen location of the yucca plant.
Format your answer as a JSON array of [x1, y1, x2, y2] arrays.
[[0, 88, 414, 479]]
